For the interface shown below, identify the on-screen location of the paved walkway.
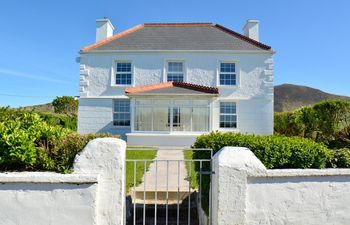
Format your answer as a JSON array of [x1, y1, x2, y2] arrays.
[[135, 146, 190, 192]]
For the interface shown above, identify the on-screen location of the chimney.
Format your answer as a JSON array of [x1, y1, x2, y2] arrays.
[[96, 18, 114, 42], [243, 20, 259, 42]]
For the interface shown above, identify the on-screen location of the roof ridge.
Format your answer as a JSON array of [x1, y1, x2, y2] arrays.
[[213, 24, 272, 50], [144, 23, 213, 27]]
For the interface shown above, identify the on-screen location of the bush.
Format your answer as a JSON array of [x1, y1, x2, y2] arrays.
[[0, 107, 117, 172], [193, 131, 332, 169], [52, 96, 78, 115], [274, 112, 303, 136], [330, 148, 350, 168], [36, 133, 113, 173]]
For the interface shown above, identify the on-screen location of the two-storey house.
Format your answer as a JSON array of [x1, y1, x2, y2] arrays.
[[78, 19, 274, 146]]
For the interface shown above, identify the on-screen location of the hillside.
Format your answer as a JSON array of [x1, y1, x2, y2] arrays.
[[274, 84, 350, 112], [19, 103, 54, 113]]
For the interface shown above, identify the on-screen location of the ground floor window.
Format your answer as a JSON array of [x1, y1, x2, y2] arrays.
[[219, 102, 237, 128], [134, 99, 209, 132], [113, 99, 130, 126]]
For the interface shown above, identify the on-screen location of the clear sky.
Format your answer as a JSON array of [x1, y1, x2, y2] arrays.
[[0, 0, 349, 107]]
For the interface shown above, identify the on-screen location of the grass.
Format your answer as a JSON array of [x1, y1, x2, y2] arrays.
[[183, 149, 199, 189], [183, 148, 212, 215], [125, 146, 157, 193]]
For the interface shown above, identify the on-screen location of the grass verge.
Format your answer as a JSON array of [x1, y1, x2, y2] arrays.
[[126, 147, 157, 193]]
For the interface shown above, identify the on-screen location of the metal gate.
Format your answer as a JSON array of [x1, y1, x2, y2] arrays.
[[125, 147, 213, 225]]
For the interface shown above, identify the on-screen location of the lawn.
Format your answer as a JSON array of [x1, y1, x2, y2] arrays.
[[183, 149, 199, 189], [125, 146, 157, 193]]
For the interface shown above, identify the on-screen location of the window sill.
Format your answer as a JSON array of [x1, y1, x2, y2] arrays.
[[111, 84, 133, 88], [217, 85, 239, 89], [111, 126, 131, 129]]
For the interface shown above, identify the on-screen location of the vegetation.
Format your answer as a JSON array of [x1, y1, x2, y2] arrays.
[[0, 107, 115, 173], [125, 147, 157, 193], [52, 96, 78, 115], [274, 100, 350, 149]]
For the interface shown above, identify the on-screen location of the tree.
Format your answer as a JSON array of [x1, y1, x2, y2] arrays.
[[52, 96, 78, 115]]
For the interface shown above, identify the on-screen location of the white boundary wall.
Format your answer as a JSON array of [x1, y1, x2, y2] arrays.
[[212, 147, 350, 225], [0, 138, 126, 225]]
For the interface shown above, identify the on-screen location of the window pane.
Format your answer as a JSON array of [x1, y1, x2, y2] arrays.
[[113, 100, 130, 126], [193, 107, 209, 131], [220, 73, 236, 85], [168, 62, 183, 72], [220, 63, 235, 72], [167, 73, 184, 82], [220, 102, 236, 114], [116, 73, 132, 85], [116, 63, 131, 72], [134, 106, 152, 131], [219, 102, 237, 128], [153, 107, 169, 131]]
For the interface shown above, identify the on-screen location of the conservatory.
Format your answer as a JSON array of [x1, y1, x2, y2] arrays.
[[124, 81, 218, 146]]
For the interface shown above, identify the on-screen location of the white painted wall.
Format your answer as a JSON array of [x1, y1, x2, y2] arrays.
[[212, 147, 350, 225], [0, 138, 126, 225], [78, 51, 274, 140]]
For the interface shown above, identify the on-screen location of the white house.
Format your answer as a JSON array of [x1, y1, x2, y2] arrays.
[[77, 19, 274, 146]]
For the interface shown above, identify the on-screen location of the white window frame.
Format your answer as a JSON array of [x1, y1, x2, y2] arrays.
[[113, 99, 131, 127], [164, 60, 186, 82], [217, 60, 239, 87], [219, 101, 238, 129], [112, 60, 134, 87]]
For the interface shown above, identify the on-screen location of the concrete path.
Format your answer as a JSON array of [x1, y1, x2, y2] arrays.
[[135, 146, 190, 192]]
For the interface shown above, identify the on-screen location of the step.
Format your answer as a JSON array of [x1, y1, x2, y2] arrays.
[[133, 191, 192, 204]]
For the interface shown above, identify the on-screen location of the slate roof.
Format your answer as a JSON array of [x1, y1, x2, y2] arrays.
[[125, 81, 219, 95], [81, 23, 272, 52]]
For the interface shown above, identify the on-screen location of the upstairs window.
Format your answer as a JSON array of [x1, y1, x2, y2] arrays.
[[116, 62, 132, 85], [220, 102, 237, 128], [220, 63, 236, 85], [113, 100, 130, 126], [167, 62, 184, 82]]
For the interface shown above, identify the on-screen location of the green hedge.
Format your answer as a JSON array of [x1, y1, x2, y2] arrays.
[[0, 107, 77, 131], [193, 132, 332, 169], [191, 131, 334, 214], [0, 108, 116, 173]]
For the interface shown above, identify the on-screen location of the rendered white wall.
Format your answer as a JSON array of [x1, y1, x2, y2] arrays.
[[0, 138, 126, 225], [78, 51, 274, 137], [212, 147, 350, 225]]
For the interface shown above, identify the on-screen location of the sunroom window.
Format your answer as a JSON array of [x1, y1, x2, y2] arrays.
[[219, 63, 236, 85], [116, 62, 132, 85], [134, 99, 209, 132], [167, 62, 184, 82]]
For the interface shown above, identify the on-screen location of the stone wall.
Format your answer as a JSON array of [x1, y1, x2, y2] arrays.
[[0, 138, 126, 225], [212, 147, 350, 225]]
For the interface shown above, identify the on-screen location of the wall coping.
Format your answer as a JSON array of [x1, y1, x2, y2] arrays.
[[251, 168, 350, 178], [0, 172, 98, 183]]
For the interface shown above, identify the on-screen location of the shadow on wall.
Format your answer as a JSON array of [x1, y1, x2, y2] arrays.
[[98, 122, 129, 140]]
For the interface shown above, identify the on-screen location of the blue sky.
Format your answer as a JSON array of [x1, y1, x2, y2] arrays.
[[0, 0, 349, 107]]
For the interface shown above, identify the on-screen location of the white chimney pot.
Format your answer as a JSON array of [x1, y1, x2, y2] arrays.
[[96, 19, 114, 42], [243, 20, 259, 42]]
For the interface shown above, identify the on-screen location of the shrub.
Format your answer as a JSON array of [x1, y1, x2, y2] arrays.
[[0, 107, 117, 172], [330, 148, 350, 168], [36, 133, 113, 173], [193, 131, 332, 169], [274, 112, 303, 136], [52, 96, 78, 115]]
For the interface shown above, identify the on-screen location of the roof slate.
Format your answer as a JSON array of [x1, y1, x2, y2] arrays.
[[82, 23, 272, 52]]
